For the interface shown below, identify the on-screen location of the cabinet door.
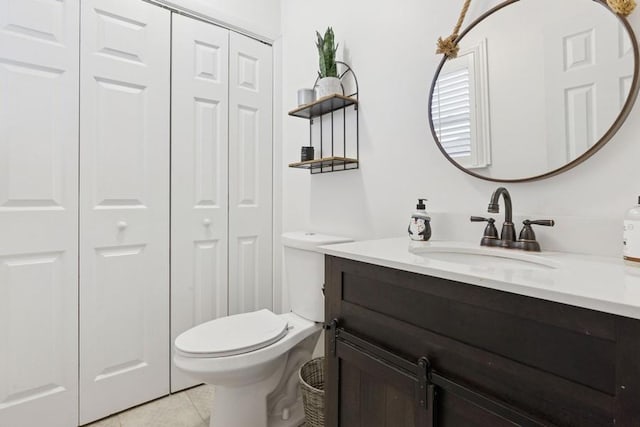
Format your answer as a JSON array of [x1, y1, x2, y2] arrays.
[[79, 0, 170, 423], [327, 327, 545, 427], [171, 13, 229, 392], [228, 32, 273, 315], [327, 328, 432, 427], [0, 1, 79, 426]]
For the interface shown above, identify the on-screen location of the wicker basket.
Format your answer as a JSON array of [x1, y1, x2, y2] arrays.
[[298, 357, 325, 427]]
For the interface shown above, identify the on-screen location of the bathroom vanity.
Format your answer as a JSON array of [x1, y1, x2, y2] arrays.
[[322, 238, 640, 426]]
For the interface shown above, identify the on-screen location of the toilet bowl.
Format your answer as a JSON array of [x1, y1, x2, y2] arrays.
[[175, 311, 321, 427], [174, 232, 352, 427]]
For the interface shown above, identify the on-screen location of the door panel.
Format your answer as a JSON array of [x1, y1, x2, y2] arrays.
[[0, 0, 79, 426], [80, 0, 170, 423], [339, 359, 417, 427], [171, 13, 229, 392], [228, 33, 273, 315], [545, 14, 634, 168]]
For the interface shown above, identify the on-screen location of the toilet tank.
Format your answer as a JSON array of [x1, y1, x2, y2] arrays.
[[282, 232, 353, 322]]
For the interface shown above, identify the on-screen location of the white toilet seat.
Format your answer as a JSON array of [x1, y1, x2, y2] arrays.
[[174, 312, 321, 385], [175, 309, 289, 358]]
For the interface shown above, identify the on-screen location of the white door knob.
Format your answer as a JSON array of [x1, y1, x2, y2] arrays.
[[203, 218, 211, 226], [117, 221, 128, 229]]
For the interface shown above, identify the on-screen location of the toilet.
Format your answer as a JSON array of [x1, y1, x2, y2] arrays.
[[174, 232, 352, 427]]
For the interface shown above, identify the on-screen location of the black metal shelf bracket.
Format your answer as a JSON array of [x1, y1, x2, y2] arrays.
[[288, 62, 359, 174]]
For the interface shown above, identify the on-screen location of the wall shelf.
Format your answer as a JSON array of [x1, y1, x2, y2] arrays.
[[288, 156, 359, 170], [288, 62, 359, 174], [288, 94, 358, 119]]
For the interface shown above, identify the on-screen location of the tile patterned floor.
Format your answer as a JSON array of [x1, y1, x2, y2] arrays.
[[85, 385, 215, 427]]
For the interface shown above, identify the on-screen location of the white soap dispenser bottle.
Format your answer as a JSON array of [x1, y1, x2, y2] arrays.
[[624, 196, 640, 265], [408, 198, 431, 241]]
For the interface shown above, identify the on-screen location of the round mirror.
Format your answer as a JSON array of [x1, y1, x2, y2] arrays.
[[429, 0, 640, 182]]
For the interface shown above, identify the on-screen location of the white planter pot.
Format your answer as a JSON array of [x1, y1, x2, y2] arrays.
[[316, 77, 342, 98]]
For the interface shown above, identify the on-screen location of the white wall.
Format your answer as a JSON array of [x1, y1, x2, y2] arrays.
[[280, 0, 640, 281]]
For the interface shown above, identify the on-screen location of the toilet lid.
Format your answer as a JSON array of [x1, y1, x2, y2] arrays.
[[175, 309, 289, 357]]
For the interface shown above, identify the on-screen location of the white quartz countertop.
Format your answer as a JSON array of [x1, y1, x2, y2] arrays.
[[319, 237, 640, 320]]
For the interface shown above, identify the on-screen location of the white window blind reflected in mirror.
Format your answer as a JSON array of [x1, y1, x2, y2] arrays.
[[432, 68, 472, 157], [431, 40, 491, 169]]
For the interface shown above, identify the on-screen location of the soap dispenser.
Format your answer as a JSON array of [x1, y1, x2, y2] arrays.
[[408, 198, 432, 241], [624, 196, 640, 265]]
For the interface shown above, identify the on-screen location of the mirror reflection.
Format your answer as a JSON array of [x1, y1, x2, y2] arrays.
[[429, 0, 637, 181]]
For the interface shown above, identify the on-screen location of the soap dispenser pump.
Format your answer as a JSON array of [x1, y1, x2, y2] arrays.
[[408, 198, 432, 241]]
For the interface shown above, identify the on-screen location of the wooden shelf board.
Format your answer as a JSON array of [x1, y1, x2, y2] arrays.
[[288, 94, 358, 119], [288, 156, 359, 170]]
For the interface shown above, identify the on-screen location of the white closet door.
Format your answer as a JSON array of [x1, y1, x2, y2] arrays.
[[171, 13, 229, 392], [228, 33, 273, 315], [79, 0, 170, 423], [544, 14, 633, 168], [0, 1, 79, 426]]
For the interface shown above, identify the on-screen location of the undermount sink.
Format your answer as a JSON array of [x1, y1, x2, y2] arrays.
[[408, 242, 560, 270]]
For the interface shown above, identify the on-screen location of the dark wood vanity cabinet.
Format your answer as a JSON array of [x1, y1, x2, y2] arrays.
[[324, 256, 640, 427]]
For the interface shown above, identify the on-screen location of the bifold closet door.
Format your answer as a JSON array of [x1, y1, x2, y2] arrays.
[[228, 33, 273, 315], [544, 15, 634, 164], [171, 13, 230, 392], [79, 0, 170, 423], [0, 1, 79, 426]]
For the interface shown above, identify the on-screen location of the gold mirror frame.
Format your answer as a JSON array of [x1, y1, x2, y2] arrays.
[[428, 0, 640, 183]]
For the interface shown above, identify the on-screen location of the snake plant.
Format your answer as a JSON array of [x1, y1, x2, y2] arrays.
[[316, 27, 338, 78]]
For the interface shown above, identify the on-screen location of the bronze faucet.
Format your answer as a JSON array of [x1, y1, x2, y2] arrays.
[[488, 187, 516, 244], [471, 187, 554, 252]]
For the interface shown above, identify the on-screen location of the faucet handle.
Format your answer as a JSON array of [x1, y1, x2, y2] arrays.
[[470, 216, 498, 239], [519, 219, 555, 241], [470, 216, 494, 223], [525, 219, 555, 227]]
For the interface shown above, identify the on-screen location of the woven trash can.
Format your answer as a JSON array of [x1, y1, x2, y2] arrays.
[[298, 357, 325, 427]]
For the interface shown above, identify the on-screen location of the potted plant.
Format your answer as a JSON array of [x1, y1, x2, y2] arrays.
[[315, 27, 342, 98]]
